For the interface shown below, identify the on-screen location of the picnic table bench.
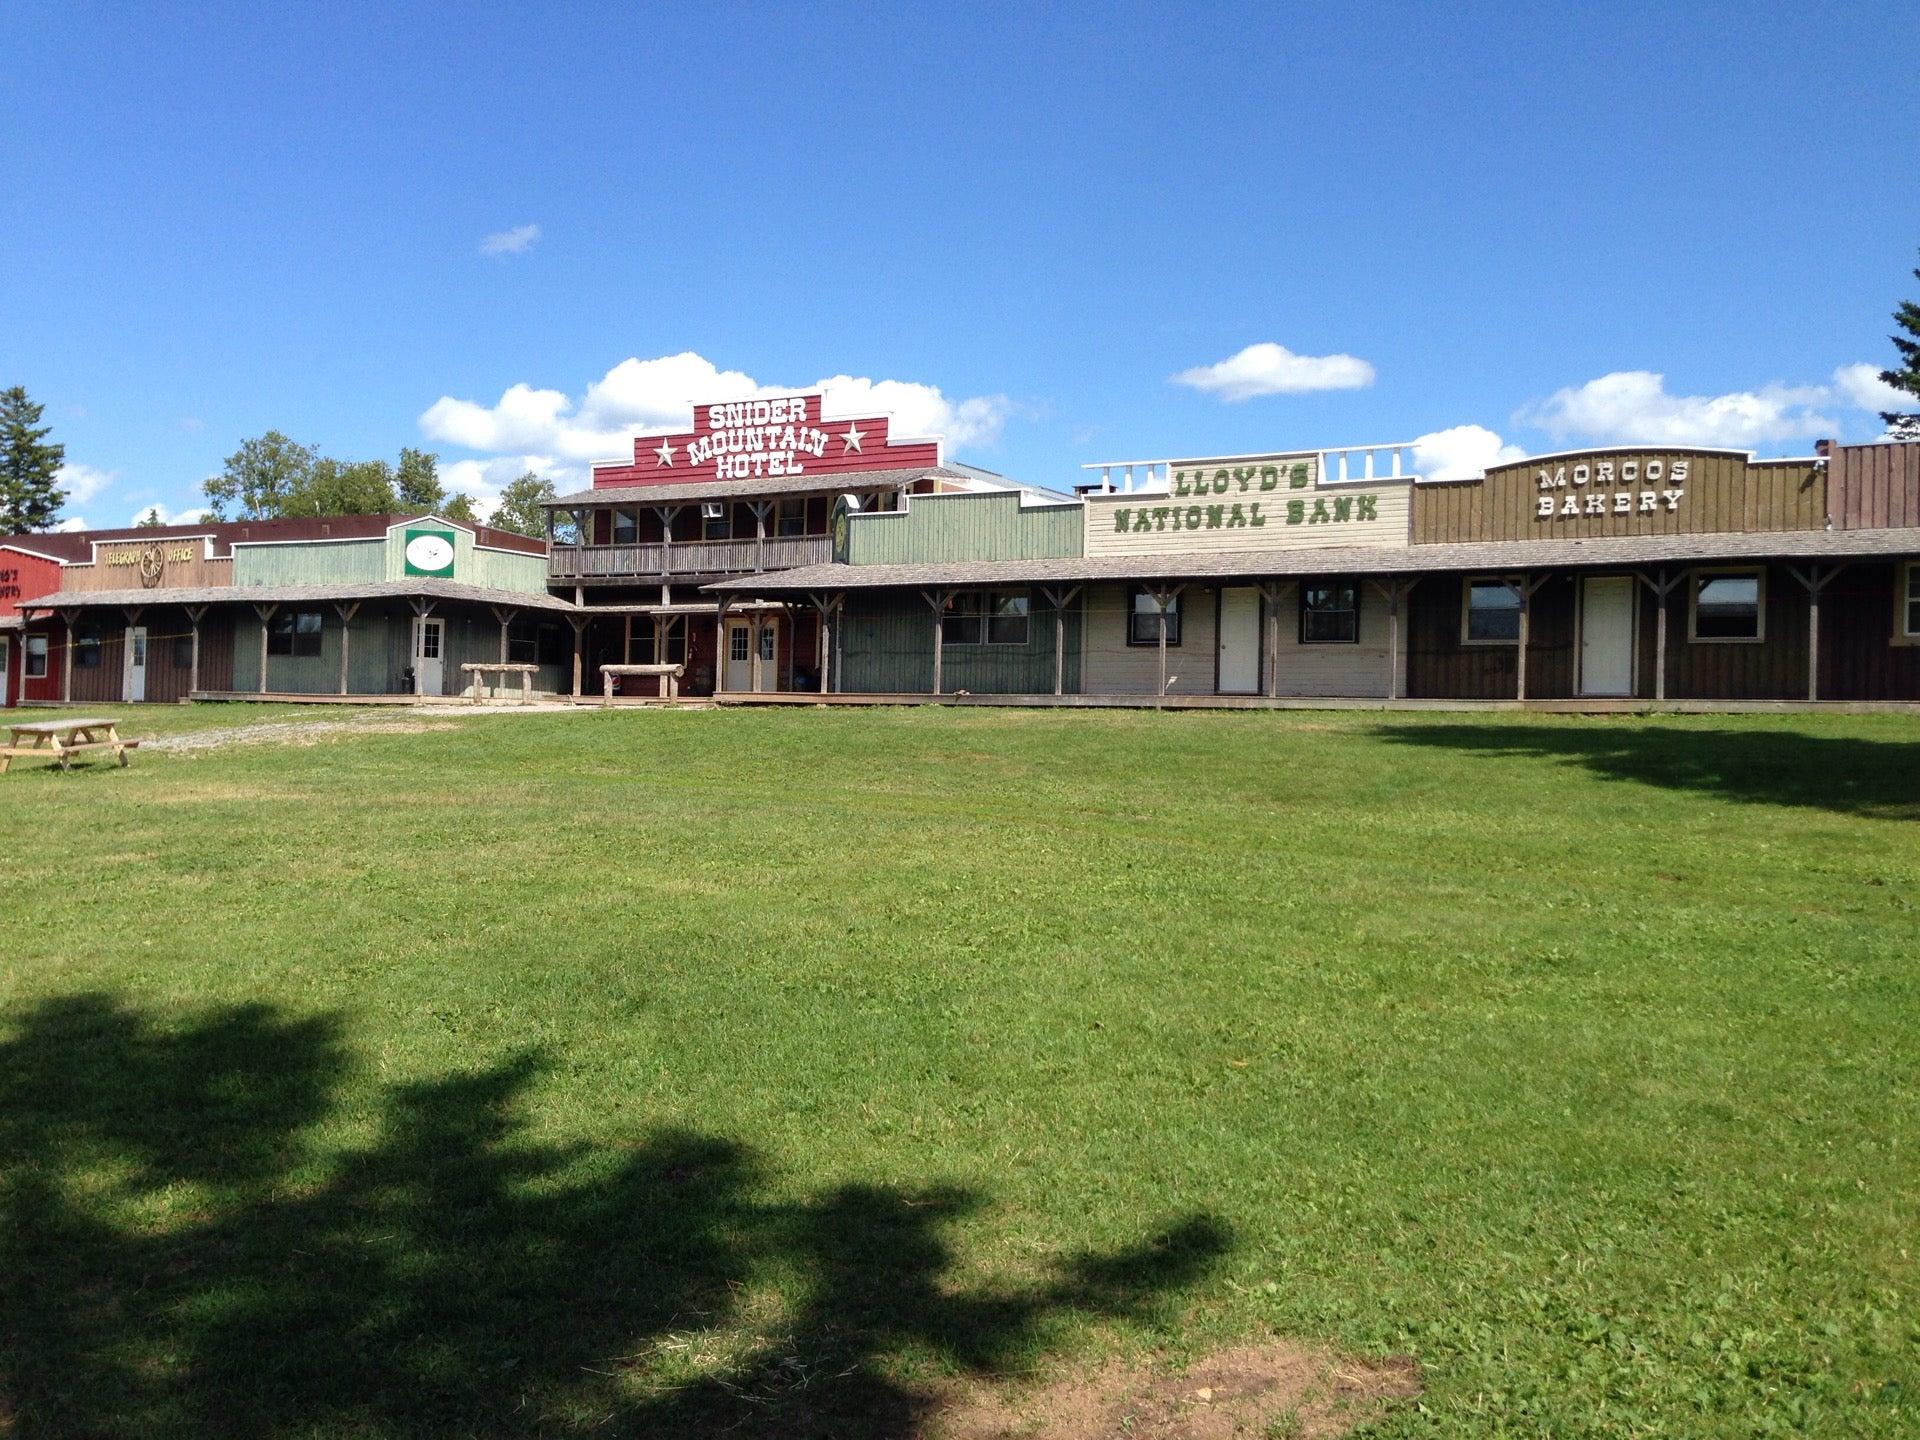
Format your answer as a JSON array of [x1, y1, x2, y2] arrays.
[[2, 717, 140, 773], [598, 662, 686, 705], [460, 661, 541, 705]]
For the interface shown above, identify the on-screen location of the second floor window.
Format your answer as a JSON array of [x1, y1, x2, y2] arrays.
[[611, 510, 638, 544], [776, 498, 807, 537]]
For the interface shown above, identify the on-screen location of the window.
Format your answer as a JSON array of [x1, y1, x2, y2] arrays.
[[776, 498, 807, 537], [611, 509, 638, 544], [703, 503, 732, 541], [507, 621, 565, 666], [268, 609, 324, 658], [941, 590, 1032, 647], [1300, 582, 1359, 645], [74, 626, 102, 668], [728, 626, 750, 662], [1902, 562, 1920, 640], [1128, 587, 1182, 646], [1691, 570, 1763, 642], [25, 633, 48, 678], [172, 636, 194, 669], [1462, 579, 1522, 644]]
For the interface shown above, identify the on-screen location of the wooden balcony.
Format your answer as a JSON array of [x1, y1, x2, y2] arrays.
[[549, 534, 833, 581]]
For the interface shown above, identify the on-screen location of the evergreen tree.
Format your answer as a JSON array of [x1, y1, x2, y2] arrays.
[[489, 472, 557, 537], [0, 386, 68, 532], [1880, 252, 1920, 439]]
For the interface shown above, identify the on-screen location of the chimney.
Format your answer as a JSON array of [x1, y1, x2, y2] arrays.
[[1814, 438, 1833, 458]]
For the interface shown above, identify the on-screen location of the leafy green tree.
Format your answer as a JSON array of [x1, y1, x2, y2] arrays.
[[489, 471, 556, 536], [395, 447, 445, 511], [286, 458, 397, 516], [1880, 252, 1920, 439], [0, 386, 68, 532], [136, 508, 165, 528], [442, 492, 479, 525], [203, 432, 317, 520]]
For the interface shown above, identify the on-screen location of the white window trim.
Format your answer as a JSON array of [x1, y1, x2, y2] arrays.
[[1687, 566, 1766, 645], [1459, 576, 1524, 647], [1896, 560, 1920, 646]]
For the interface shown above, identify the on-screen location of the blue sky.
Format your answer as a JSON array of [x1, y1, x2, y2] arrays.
[[3, 2, 1915, 527]]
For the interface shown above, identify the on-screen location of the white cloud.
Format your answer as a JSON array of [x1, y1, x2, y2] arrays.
[[1412, 424, 1527, 482], [1171, 342, 1375, 401], [1515, 370, 1837, 448], [58, 462, 116, 503], [1832, 362, 1907, 413], [54, 516, 90, 532], [480, 223, 540, 257], [438, 454, 562, 522], [420, 353, 1013, 487], [128, 503, 208, 526]]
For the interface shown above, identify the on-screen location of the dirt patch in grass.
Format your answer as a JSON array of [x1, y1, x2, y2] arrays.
[[152, 718, 466, 753], [934, 1339, 1420, 1439]]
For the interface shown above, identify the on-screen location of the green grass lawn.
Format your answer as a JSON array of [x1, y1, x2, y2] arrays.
[[2, 705, 1916, 1437]]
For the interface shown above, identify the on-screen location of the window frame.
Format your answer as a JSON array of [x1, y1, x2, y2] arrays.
[[267, 609, 325, 659], [1459, 577, 1524, 646], [610, 508, 638, 545], [1898, 560, 1920, 644], [73, 625, 103, 669], [775, 498, 808, 537], [940, 592, 985, 647], [171, 635, 194, 670], [702, 505, 733, 541], [1299, 580, 1361, 646], [1126, 586, 1182, 647], [1688, 567, 1766, 645], [25, 632, 49, 679]]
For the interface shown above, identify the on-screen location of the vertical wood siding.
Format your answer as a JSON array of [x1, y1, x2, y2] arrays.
[[1817, 562, 1920, 699], [838, 591, 1081, 694], [1079, 583, 1219, 695], [846, 491, 1082, 564], [1828, 442, 1920, 529], [1262, 585, 1410, 698]]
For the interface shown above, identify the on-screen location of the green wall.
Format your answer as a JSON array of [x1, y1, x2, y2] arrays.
[[230, 603, 568, 695], [838, 590, 1081, 694], [845, 491, 1083, 565], [231, 523, 550, 595]]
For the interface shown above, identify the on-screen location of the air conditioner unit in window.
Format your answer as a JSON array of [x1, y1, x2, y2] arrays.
[[840, 493, 862, 512], [700, 502, 725, 520]]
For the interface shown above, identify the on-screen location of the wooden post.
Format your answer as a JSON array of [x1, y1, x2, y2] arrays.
[[58, 608, 77, 703], [1787, 563, 1843, 703], [923, 589, 953, 696], [1385, 580, 1402, 701], [1636, 568, 1682, 702], [1147, 583, 1184, 699], [185, 604, 207, 697], [1040, 585, 1081, 697], [749, 612, 763, 693], [333, 601, 360, 696], [810, 592, 842, 694], [656, 506, 679, 578], [714, 597, 730, 694], [253, 602, 277, 696], [751, 501, 771, 572], [489, 605, 519, 703], [407, 597, 435, 697], [1513, 576, 1545, 702], [1256, 582, 1289, 699], [569, 616, 586, 699]]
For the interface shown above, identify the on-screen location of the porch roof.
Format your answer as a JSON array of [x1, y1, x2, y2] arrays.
[[551, 466, 970, 509], [20, 578, 579, 614], [706, 526, 1920, 593]]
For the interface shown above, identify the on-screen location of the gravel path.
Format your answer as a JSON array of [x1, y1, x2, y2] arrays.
[[148, 705, 585, 753]]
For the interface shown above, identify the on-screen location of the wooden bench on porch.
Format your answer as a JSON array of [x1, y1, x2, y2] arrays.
[[459, 661, 541, 705], [1, 717, 141, 773], [598, 662, 686, 705]]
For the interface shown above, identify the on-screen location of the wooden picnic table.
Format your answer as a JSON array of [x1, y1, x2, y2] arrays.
[[2, 717, 141, 773], [460, 661, 541, 705], [598, 662, 686, 705]]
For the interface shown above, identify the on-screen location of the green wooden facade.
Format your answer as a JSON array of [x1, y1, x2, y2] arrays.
[[230, 604, 569, 695], [838, 591, 1081, 694], [232, 519, 550, 594], [841, 490, 1083, 565]]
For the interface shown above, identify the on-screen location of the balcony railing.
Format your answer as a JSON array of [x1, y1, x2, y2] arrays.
[[549, 533, 833, 580]]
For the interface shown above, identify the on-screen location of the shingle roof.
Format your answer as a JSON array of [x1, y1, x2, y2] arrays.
[[707, 527, 1920, 592], [21, 579, 577, 613], [552, 466, 971, 508]]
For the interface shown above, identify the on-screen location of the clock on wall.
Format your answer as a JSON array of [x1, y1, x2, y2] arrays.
[[403, 528, 456, 577]]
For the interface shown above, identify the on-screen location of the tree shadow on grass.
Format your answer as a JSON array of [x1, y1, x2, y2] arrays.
[[1373, 723, 1920, 820], [0, 994, 1228, 1439]]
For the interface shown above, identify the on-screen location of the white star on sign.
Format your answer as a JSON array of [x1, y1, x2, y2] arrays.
[[840, 423, 864, 453], [654, 439, 678, 467]]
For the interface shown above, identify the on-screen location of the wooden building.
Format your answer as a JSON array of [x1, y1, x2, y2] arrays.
[[543, 390, 1042, 697], [12, 514, 575, 702], [711, 438, 1920, 707]]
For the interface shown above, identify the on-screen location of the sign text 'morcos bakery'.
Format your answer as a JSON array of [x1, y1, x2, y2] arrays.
[[1083, 452, 1411, 556]]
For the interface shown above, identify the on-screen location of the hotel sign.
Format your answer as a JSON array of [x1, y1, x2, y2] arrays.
[[591, 391, 943, 489], [1083, 452, 1411, 557]]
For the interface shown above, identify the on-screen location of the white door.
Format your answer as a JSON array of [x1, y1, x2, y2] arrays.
[[1579, 576, 1635, 696], [1217, 586, 1261, 694], [0, 636, 10, 707], [757, 620, 777, 691], [126, 626, 148, 702], [724, 620, 754, 691], [414, 617, 445, 696]]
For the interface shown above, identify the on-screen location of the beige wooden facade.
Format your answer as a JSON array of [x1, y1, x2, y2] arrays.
[[60, 537, 234, 593]]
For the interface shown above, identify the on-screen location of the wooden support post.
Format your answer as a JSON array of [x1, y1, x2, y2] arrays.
[[569, 616, 587, 699], [185, 604, 207, 697], [809, 592, 842, 693], [332, 601, 360, 696], [252, 602, 277, 696], [58, 608, 77, 703], [1147, 583, 1185, 699], [1040, 585, 1081, 697], [1366, 578, 1404, 701], [1635, 567, 1683, 702], [407, 597, 436, 697], [751, 501, 771, 572], [1514, 575, 1548, 702], [657, 506, 679, 577], [713, 597, 730, 694], [1786, 563, 1844, 703], [1256, 582, 1290, 699], [923, 589, 954, 696], [749, 612, 764, 693]]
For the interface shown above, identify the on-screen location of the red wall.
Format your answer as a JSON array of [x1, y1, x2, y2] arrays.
[[1, 545, 66, 708]]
